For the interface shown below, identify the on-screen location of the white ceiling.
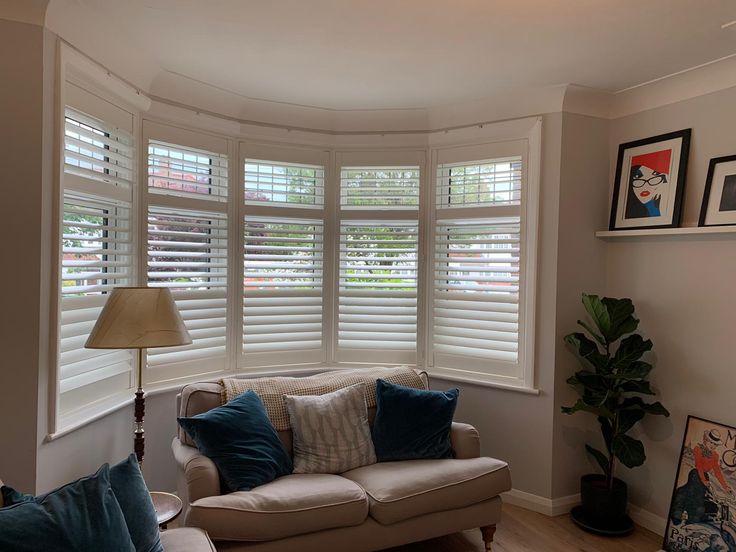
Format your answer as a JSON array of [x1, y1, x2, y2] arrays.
[[48, 0, 736, 111]]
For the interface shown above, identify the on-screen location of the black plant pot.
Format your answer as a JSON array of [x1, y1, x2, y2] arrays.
[[570, 474, 634, 536]]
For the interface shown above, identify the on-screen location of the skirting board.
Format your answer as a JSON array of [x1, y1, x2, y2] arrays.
[[501, 489, 668, 536]]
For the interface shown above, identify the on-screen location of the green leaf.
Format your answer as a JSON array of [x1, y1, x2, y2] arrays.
[[574, 371, 610, 391], [611, 434, 645, 468], [610, 334, 652, 373], [582, 294, 611, 341], [617, 409, 646, 433], [585, 444, 611, 477], [564, 333, 609, 373], [602, 297, 639, 342], [577, 320, 606, 346], [603, 360, 652, 381], [620, 397, 670, 417], [619, 380, 655, 395], [560, 398, 614, 418]]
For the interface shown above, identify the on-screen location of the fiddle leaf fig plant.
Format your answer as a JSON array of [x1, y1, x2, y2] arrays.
[[561, 293, 670, 488]]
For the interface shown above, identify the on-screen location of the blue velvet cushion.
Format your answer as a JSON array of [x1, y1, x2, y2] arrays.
[[177, 390, 293, 492], [110, 454, 163, 552], [372, 379, 459, 461], [0, 464, 136, 552]]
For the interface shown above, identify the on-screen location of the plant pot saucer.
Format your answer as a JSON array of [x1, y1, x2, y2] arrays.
[[570, 505, 634, 537]]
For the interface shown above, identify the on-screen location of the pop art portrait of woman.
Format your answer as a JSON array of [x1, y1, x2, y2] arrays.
[[609, 129, 691, 230]]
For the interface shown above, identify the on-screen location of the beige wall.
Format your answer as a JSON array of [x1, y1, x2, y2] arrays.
[[551, 112, 610, 498], [0, 18, 48, 491], [606, 85, 736, 519]]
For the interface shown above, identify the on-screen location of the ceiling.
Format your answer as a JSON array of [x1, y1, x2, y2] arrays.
[[47, 0, 736, 111]]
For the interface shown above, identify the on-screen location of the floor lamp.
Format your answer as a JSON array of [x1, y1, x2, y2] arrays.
[[85, 287, 191, 464]]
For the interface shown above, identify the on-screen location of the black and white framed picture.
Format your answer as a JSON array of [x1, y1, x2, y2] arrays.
[[609, 129, 691, 231], [698, 155, 736, 227]]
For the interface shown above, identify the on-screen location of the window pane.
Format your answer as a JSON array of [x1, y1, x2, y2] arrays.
[[148, 140, 228, 201], [340, 166, 420, 209], [437, 157, 522, 208], [244, 159, 325, 208]]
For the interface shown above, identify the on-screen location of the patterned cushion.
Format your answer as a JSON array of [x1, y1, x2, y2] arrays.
[[220, 366, 425, 431], [284, 384, 377, 474]]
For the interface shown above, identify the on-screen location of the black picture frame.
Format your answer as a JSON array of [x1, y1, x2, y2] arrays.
[[698, 154, 736, 227], [609, 129, 691, 231], [662, 414, 736, 552]]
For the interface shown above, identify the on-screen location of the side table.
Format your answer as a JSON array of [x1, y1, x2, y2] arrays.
[[150, 491, 183, 530]]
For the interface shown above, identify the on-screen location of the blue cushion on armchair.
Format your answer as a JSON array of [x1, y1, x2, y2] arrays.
[[0, 464, 135, 552], [372, 379, 459, 461], [178, 390, 293, 492]]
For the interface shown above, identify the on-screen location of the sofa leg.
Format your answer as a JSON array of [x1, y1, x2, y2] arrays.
[[480, 525, 496, 551]]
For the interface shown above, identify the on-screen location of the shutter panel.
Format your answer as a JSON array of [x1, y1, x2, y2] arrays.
[[436, 157, 522, 208], [433, 218, 521, 368], [146, 207, 228, 374], [59, 107, 136, 423], [64, 109, 134, 190], [243, 218, 323, 364], [338, 221, 418, 358], [340, 167, 420, 209], [148, 140, 228, 202], [244, 159, 324, 208]]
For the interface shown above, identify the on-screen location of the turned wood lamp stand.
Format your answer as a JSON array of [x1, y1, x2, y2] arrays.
[[85, 287, 191, 465]]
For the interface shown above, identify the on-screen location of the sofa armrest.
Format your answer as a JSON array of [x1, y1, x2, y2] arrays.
[[172, 437, 220, 504], [451, 422, 481, 459]]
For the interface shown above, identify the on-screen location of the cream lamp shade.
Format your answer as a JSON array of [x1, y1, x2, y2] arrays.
[[85, 287, 192, 349]]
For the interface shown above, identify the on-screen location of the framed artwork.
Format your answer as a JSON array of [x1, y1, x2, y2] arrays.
[[663, 415, 736, 552], [609, 129, 691, 230], [699, 155, 736, 227]]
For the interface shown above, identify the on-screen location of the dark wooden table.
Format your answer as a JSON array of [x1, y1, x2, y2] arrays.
[[150, 491, 183, 530]]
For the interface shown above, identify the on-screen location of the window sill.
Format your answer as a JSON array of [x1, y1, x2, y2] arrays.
[[427, 366, 540, 395]]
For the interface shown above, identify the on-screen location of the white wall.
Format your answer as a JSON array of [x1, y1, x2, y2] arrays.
[[605, 84, 736, 520]]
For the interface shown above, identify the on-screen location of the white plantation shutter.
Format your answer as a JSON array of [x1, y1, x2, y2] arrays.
[[340, 166, 420, 209], [436, 158, 522, 208], [64, 109, 134, 191], [433, 219, 520, 369], [431, 146, 535, 384], [244, 159, 324, 207], [58, 106, 135, 423], [146, 207, 228, 377], [243, 218, 324, 365], [337, 221, 418, 363], [148, 140, 228, 201]]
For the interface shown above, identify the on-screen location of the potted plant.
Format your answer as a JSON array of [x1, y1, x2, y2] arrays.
[[562, 293, 669, 535]]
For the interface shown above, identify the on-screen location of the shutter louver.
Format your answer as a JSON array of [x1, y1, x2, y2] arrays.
[[338, 222, 418, 352], [243, 218, 323, 357], [148, 140, 228, 201], [147, 208, 228, 370], [340, 166, 420, 209], [244, 159, 324, 208], [433, 218, 521, 363]]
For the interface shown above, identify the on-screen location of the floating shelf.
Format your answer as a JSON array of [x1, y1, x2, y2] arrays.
[[596, 226, 736, 238]]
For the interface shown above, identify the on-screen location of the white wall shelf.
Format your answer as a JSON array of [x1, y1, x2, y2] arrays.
[[596, 226, 736, 239]]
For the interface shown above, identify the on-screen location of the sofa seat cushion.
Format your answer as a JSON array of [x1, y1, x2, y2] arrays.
[[341, 457, 511, 525], [185, 474, 368, 541]]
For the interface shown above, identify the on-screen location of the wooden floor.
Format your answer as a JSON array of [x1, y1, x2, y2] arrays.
[[387, 504, 663, 552]]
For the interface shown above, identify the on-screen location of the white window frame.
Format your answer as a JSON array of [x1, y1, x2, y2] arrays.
[[425, 120, 542, 391]]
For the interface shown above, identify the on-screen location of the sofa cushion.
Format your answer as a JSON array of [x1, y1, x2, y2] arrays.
[[178, 390, 293, 493], [285, 384, 376, 474], [372, 379, 458, 461], [341, 457, 511, 525], [159, 528, 216, 552], [185, 474, 368, 541]]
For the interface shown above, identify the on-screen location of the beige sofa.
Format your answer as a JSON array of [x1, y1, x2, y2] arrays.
[[172, 373, 512, 551]]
